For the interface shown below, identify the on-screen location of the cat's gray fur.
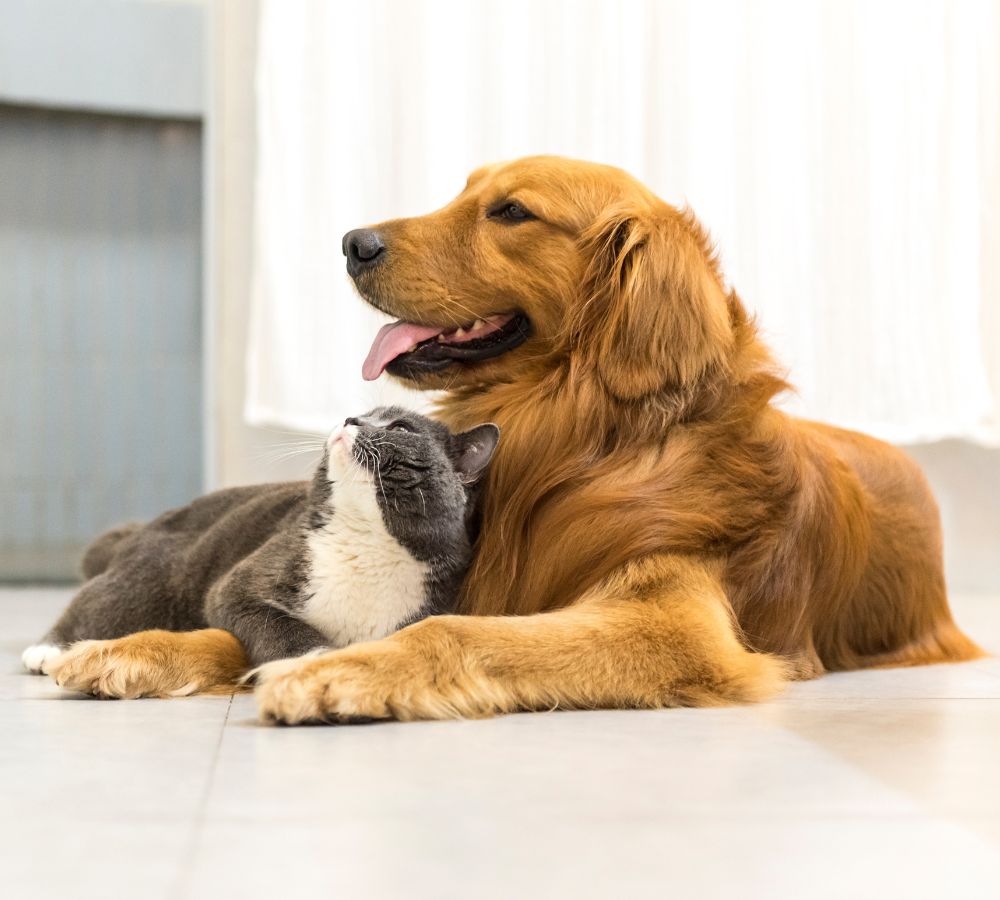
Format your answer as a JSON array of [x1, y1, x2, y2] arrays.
[[23, 407, 499, 670]]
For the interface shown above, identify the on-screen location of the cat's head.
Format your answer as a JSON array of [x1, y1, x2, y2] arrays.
[[313, 406, 500, 551]]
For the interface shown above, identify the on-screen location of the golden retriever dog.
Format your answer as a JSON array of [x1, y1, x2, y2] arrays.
[[49, 156, 981, 719]]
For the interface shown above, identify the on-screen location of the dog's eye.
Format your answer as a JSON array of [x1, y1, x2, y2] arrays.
[[387, 421, 414, 433], [488, 201, 535, 223]]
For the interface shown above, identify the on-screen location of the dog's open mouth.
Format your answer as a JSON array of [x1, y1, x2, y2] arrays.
[[362, 313, 531, 380]]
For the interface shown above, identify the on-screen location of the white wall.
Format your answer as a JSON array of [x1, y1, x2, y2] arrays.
[[908, 442, 1000, 593], [205, 0, 309, 488]]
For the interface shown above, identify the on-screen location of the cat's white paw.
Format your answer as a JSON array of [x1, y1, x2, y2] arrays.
[[22, 643, 63, 675]]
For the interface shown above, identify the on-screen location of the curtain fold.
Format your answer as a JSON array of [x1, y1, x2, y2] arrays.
[[248, 0, 999, 443]]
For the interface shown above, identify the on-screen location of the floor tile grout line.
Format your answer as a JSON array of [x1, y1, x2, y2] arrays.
[[168, 690, 235, 900]]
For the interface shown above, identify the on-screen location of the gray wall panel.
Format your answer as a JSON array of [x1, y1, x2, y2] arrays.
[[0, 0, 205, 118], [0, 104, 202, 580]]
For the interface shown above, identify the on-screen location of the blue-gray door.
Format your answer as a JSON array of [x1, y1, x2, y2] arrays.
[[0, 104, 203, 580]]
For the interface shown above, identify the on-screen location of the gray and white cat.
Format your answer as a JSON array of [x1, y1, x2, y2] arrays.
[[22, 406, 499, 673]]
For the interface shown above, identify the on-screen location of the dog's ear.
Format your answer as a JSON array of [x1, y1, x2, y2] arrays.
[[575, 205, 734, 401]]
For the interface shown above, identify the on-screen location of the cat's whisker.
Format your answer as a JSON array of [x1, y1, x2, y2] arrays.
[[357, 446, 375, 486], [374, 462, 389, 508], [257, 435, 325, 449], [252, 444, 321, 460], [254, 429, 326, 451], [255, 447, 323, 464], [252, 439, 325, 465]]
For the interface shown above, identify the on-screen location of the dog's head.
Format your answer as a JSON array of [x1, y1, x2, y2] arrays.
[[346, 156, 733, 400]]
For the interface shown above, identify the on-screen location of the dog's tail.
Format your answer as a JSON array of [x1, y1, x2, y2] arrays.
[[858, 618, 986, 669]]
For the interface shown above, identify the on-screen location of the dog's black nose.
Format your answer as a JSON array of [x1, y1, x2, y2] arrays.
[[343, 229, 386, 276]]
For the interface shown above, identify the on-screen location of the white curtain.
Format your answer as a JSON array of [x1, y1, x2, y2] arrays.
[[247, 0, 1000, 444]]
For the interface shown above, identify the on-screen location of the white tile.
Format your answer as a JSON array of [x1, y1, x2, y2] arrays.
[[780, 660, 1000, 701], [208, 700, 942, 821], [752, 699, 1000, 816], [0, 821, 188, 900], [184, 817, 1000, 900], [2, 587, 1000, 900], [0, 586, 74, 698], [0, 697, 230, 825]]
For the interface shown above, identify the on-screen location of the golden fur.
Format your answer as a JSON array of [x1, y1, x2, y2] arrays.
[[51, 157, 982, 718], [48, 629, 247, 698]]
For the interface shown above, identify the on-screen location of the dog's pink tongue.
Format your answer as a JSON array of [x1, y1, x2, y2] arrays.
[[362, 320, 444, 381]]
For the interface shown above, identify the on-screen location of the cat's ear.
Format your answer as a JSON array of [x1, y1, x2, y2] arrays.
[[451, 424, 500, 484]]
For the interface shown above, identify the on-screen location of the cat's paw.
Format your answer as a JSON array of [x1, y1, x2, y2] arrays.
[[21, 643, 63, 675]]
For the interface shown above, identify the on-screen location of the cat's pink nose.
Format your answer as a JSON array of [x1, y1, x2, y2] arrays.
[[328, 424, 357, 450]]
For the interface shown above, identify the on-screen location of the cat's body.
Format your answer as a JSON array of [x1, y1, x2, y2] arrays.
[[23, 407, 499, 675]]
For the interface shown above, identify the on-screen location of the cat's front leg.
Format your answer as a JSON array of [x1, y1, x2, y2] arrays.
[[47, 629, 248, 698], [205, 581, 332, 667]]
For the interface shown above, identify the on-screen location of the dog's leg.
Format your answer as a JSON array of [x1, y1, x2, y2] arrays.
[[253, 555, 787, 724], [47, 629, 249, 698]]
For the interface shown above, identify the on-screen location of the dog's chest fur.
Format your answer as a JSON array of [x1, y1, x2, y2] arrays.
[[300, 475, 429, 649]]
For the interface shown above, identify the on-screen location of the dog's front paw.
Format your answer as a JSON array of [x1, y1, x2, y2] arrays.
[[46, 629, 248, 699], [254, 621, 492, 725], [47, 639, 155, 698], [254, 648, 397, 724]]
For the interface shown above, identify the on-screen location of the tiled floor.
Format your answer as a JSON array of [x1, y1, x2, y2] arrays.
[[3, 588, 1000, 900]]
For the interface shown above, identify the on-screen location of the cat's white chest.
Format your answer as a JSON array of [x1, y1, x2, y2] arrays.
[[300, 477, 430, 649]]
